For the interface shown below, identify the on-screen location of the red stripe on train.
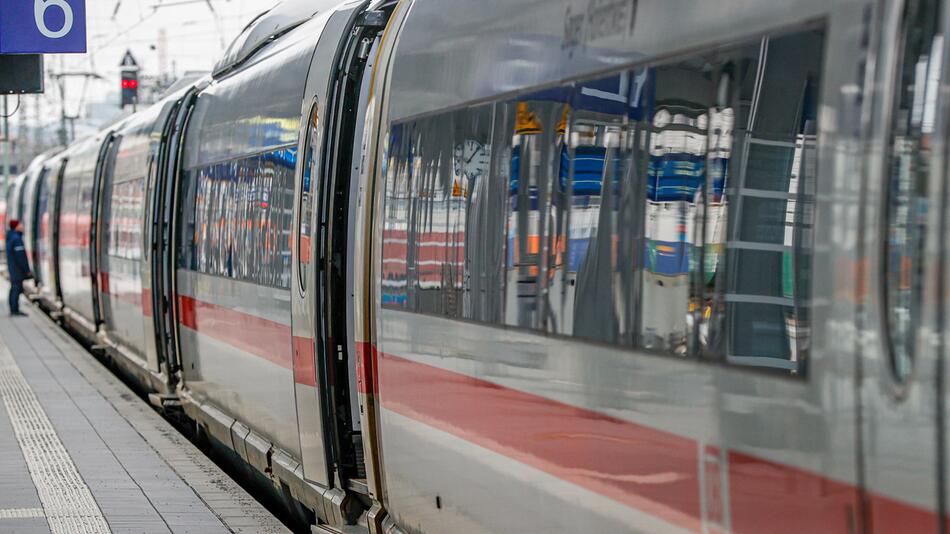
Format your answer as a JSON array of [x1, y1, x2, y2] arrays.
[[100, 280, 304, 382], [85, 288, 943, 531], [378, 351, 703, 531], [141, 287, 152, 317], [355, 341, 378, 395], [100, 279, 307, 382], [374, 350, 942, 533], [292, 335, 317, 388], [727, 451, 856, 533], [98, 271, 153, 317], [177, 294, 293, 371]]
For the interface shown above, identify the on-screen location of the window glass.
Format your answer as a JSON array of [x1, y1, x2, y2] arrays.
[[106, 178, 146, 260], [179, 146, 296, 289], [298, 104, 319, 290], [34, 173, 49, 284], [381, 26, 825, 374], [884, 0, 943, 381]]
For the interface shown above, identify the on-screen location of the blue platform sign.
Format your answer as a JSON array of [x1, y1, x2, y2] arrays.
[[0, 0, 87, 54]]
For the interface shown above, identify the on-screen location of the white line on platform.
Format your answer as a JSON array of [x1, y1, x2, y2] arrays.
[[0, 507, 45, 519], [0, 343, 111, 533]]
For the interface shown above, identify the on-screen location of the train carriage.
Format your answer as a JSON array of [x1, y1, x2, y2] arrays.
[[13, 0, 950, 532], [57, 132, 117, 339], [357, 0, 948, 532], [21, 159, 51, 283], [9, 149, 61, 287], [5, 151, 52, 271], [94, 91, 195, 393], [172, 15, 312, 463]]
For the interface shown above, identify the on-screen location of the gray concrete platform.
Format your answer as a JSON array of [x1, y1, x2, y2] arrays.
[[0, 305, 290, 534]]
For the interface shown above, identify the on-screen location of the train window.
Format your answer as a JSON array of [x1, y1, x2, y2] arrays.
[[883, 0, 942, 382], [298, 103, 319, 291], [180, 147, 296, 289], [106, 178, 146, 261], [381, 25, 825, 374], [34, 172, 49, 283], [382, 106, 495, 315]]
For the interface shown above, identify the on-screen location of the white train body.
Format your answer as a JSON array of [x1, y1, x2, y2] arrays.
[[11, 0, 950, 532]]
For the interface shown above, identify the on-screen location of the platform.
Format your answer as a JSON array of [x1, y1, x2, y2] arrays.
[[0, 304, 290, 534]]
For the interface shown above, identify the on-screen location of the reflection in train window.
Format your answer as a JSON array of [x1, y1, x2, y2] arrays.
[[30, 171, 50, 285], [382, 106, 495, 316], [106, 178, 146, 260], [884, 0, 942, 381], [381, 25, 825, 374], [179, 147, 296, 289]]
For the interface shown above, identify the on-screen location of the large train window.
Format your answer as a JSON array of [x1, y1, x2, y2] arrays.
[[883, 0, 942, 382], [298, 103, 319, 291], [381, 24, 825, 374], [179, 147, 296, 289]]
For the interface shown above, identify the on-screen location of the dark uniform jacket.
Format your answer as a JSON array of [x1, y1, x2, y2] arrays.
[[5, 230, 31, 282]]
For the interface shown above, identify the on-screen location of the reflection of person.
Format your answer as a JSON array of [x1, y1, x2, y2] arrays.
[[5, 220, 32, 316]]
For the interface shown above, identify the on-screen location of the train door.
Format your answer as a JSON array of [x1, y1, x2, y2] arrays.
[[292, 0, 388, 511], [30, 167, 50, 285], [91, 133, 120, 328], [148, 94, 189, 388], [152, 88, 200, 385], [860, 0, 947, 531], [48, 159, 67, 302], [23, 166, 48, 281]]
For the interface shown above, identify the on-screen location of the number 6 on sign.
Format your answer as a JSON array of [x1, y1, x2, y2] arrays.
[[34, 0, 74, 39], [0, 0, 85, 52]]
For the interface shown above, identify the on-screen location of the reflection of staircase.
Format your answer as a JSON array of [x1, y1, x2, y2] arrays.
[[725, 132, 815, 370]]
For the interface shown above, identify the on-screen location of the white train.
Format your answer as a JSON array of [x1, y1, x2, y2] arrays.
[[3, 0, 947, 532]]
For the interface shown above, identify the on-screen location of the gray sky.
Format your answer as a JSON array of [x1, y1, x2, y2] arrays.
[[24, 0, 278, 129]]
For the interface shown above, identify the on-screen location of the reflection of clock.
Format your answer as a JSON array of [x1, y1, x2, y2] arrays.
[[453, 139, 489, 181]]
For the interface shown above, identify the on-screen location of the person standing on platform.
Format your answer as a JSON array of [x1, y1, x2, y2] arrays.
[[5, 220, 32, 316]]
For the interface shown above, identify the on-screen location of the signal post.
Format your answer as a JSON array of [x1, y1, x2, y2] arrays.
[[120, 49, 139, 110]]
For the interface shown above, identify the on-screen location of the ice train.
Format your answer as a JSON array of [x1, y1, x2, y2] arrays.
[[5, 0, 950, 532]]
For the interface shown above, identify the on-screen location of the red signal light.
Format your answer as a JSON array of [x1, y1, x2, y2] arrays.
[[121, 79, 139, 89]]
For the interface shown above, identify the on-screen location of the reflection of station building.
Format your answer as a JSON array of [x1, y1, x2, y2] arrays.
[[504, 72, 652, 335], [381, 30, 818, 372], [502, 43, 816, 366]]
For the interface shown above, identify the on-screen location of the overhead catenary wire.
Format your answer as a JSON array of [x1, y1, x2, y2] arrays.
[[23, 0, 262, 145]]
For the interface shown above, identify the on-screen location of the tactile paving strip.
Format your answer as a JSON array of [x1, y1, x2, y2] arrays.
[[0, 507, 44, 519], [0, 344, 111, 534]]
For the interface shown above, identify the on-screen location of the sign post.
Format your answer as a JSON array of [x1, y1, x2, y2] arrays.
[[0, 0, 87, 54]]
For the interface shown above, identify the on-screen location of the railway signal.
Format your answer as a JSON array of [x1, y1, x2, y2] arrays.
[[119, 50, 139, 108], [120, 70, 138, 107]]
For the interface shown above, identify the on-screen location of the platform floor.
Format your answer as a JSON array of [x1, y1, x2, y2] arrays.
[[0, 303, 290, 534]]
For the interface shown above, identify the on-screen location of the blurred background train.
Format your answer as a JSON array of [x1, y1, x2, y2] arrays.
[[2, 0, 949, 532]]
